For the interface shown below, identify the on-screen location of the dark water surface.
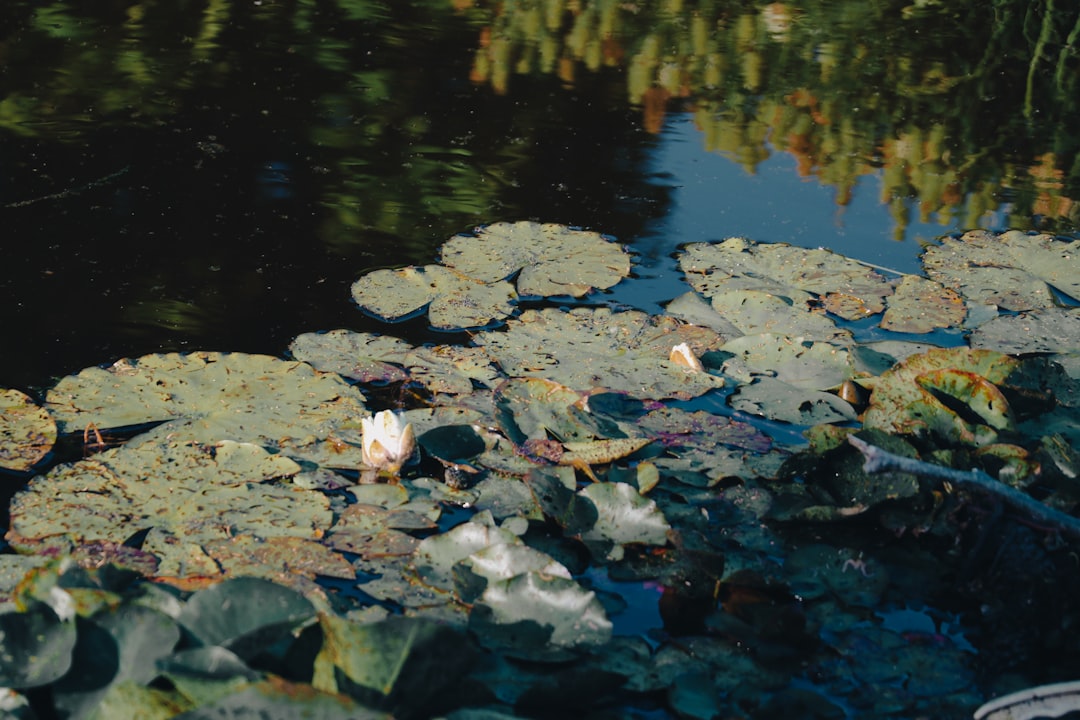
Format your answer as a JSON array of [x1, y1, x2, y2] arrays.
[[2, 1, 1078, 391]]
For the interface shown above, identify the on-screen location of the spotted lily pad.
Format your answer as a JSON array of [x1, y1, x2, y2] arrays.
[[45, 351, 369, 468], [5, 439, 333, 584], [289, 329, 411, 383], [970, 307, 1080, 354], [0, 388, 56, 472], [351, 264, 516, 330], [679, 237, 892, 322], [729, 377, 857, 425], [475, 307, 726, 400], [922, 230, 1080, 310], [879, 275, 967, 334], [719, 333, 855, 390], [708, 290, 849, 343], [440, 221, 631, 297]]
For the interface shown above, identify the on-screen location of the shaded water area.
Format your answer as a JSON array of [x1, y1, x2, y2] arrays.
[[3, 2, 1080, 718]]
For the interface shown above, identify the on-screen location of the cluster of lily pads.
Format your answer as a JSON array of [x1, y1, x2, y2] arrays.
[[1, 221, 1078, 718]]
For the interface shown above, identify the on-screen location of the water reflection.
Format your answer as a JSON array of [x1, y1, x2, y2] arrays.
[[1, 0, 1078, 392]]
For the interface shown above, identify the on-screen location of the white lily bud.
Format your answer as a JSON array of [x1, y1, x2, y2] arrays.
[[361, 410, 417, 474]]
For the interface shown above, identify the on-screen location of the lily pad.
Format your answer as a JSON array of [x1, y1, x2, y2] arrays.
[[6, 439, 333, 583], [351, 264, 516, 330], [440, 221, 631, 297], [719, 333, 855, 390], [922, 230, 1080, 310], [45, 351, 369, 468], [708, 290, 849, 343], [578, 482, 671, 561], [0, 388, 56, 472], [0, 603, 77, 688], [679, 237, 892, 321], [879, 275, 967, 334], [970, 307, 1080, 355], [475, 307, 726, 400], [729, 377, 857, 425], [289, 329, 411, 383]]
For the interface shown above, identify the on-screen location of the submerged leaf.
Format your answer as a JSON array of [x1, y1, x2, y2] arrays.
[[440, 221, 631, 297]]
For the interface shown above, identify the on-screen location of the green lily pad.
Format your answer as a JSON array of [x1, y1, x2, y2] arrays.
[[679, 237, 892, 321], [729, 377, 857, 425], [0, 388, 56, 472], [665, 291, 745, 337], [404, 344, 505, 395], [440, 221, 631, 297], [45, 351, 369, 468], [0, 603, 77, 688], [454, 542, 572, 603], [53, 603, 181, 718], [922, 230, 1080, 310], [719, 333, 854, 390], [178, 577, 315, 662], [6, 439, 333, 584], [289, 329, 411, 383], [351, 264, 516, 330], [970, 307, 1080, 354], [411, 513, 523, 591], [880, 275, 967, 334], [578, 482, 671, 561], [475, 307, 726, 400], [709, 290, 849, 343], [862, 347, 1019, 438], [184, 676, 383, 720]]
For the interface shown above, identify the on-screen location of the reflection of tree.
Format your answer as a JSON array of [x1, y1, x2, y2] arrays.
[[460, 0, 1080, 237]]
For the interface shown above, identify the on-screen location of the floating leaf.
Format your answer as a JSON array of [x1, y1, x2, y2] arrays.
[[470, 572, 612, 652], [862, 347, 1019, 437], [970, 307, 1080, 355], [578, 482, 671, 561], [729, 377, 857, 425], [880, 275, 967, 333], [183, 676, 381, 720], [708, 290, 849, 343], [0, 388, 56, 473], [45, 351, 369, 468], [0, 603, 77, 688], [719, 333, 854, 390], [289, 329, 411, 383], [679, 237, 892, 321], [351, 264, 516, 330], [440, 221, 631, 297], [6, 439, 332, 583], [922, 230, 1080, 310], [475, 307, 726, 400], [915, 368, 1014, 431]]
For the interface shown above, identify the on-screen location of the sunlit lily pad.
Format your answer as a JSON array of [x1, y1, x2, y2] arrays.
[[879, 275, 967, 334], [289, 329, 411, 383], [6, 439, 334, 583], [708, 290, 849, 343], [351, 264, 516, 330], [440, 221, 631, 297], [0, 388, 56, 472], [719, 333, 854, 390], [922, 230, 1080, 310], [679, 237, 892, 321], [45, 351, 369, 468], [862, 347, 1019, 439], [475, 307, 726, 400], [970, 307, 1080, 354]]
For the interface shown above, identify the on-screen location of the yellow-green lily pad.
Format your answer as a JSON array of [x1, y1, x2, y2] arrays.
[[0, 388, 56, 472]]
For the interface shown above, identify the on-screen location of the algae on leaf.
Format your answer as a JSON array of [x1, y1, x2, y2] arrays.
[[475, 307, 726, 400], [45, 351, 369, 469], [440, 221, 631, 297]]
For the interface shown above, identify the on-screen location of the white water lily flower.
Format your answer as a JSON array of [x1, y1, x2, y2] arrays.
[[361, 409, 417, 474]]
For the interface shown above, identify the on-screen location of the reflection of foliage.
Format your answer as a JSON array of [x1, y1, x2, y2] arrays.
[[460, 0, 1080, 236]]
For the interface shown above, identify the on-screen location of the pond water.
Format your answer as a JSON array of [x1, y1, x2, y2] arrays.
[[2, 2, 1080, 718], [2, 0, 1078, 392]]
